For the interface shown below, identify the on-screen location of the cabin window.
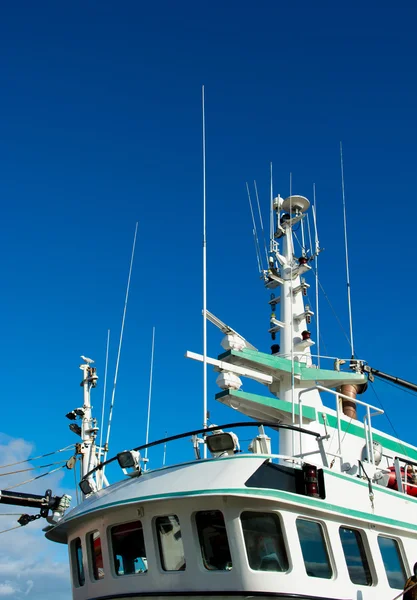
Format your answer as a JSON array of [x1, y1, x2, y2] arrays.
[[72, 537, 85, 587], [195, 510, 232, 571], [156, 515, 186, 571], [241, 511, 289, 572], [377, 536, 406, 589], [339, 527, 372, 586], [111, 521, 148, 576], [88, 530, 104, 580], [296, 518, 332, 579]]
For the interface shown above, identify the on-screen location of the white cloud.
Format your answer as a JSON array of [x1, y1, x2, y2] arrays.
[[0, 435, 72, 600]]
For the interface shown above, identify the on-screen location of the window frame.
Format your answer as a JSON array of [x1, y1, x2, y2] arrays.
[[377, 535, 407, 590], [87, 529, 105, 582], [155, 514, 186, 572], [296, 517, 333, 580], [239, 510, 290, 573], [109, 519, 148, 577], [194, 509, 233, 571], [71, 537, 85, 588], [338, 525, 373, 586]]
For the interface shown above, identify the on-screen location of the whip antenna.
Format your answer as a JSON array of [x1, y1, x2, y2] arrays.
[[202, 85, 208, 458], [340, 142, 355, 357], [144, 326, 156, 470], [246, 182, 263, 273], [254, 180, 269, 265], [312, 184, 321, 367], [103, 222, 138, 468]]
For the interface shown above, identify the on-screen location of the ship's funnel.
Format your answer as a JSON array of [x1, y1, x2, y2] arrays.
[[339, 383, 359, 419]]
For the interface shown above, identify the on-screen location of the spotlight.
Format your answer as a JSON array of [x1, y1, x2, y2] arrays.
[[206, 431, 239, 457], [69, 423, 82, 437], [117, 450, 141, 471], [79, 478, 96, 495], [66, 411, 77, 421]]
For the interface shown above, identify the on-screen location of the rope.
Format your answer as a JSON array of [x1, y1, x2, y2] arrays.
[[0, 460, 67, 477], [0, 444, 75, 469], [0, 524, 23, 535], [3, 464, 66, 491]]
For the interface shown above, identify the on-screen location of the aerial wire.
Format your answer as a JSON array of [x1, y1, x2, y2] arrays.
[[246, 182, 263, 272], [103, 222, 138, 469]]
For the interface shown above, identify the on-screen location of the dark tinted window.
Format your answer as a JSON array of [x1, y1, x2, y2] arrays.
[[241, 511, 288, 572], [195, 510, 232, 571], [111, 521, 147, 575], [88, 530, 104, 580], [296, 518, 332, 579], [378, 536, 406, 589], [339, 527, 372, 586], [156, 515, 185, 571], [73, 537, 85, 586]]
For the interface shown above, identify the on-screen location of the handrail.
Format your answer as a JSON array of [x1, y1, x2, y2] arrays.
[[82, 421, 321, 482]]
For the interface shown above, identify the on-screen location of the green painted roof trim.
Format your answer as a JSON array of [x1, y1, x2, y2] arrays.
[[66, 485, 417, 533], [216, 389, 317, 421], [318, 412, 417, 461], [218, 349, 365, 384]]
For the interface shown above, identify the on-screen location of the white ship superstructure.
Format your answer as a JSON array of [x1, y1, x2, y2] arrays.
[[2, 190, 417, 600]]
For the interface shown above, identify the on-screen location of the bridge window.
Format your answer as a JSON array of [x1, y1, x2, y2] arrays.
[[88, 530, 104, 580], [72, 537, 85, 587], [156, 515, 186, 571], [195, 510, 232, 571], [339, 527, 372, 586], [111, 521, 148, 576], [296, 518, 332, 579], [378, 536, 406, 589], [241, 511, 288, 572]]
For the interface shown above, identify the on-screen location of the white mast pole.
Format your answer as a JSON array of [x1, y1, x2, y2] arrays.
[[97, 329, 110, 489], [144, 326, 155, 470], [312, 184, 321, 367], [340, 142, 355, 357], [103, 222, 138, 467], [202, 85, 208, 458]]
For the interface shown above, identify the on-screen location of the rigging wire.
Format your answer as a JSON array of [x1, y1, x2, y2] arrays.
[[0, 444, 75, 470], [103, 222, 138, 467], [3, 464, 66, 491], [0, 524, 24, 535], [0, 460, 67, 477], [246, 182, 263, 272], [253, 179, 269, 265]]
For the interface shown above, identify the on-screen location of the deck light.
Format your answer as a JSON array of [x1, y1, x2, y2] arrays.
[[117, 450, 141, 471], [79, 478, 96, 496], [206, 431, 239, 457], [69, 423, 82, 436]]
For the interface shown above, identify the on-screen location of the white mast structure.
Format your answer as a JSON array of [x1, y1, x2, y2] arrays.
[[202, 85, 208, 459], [266, 193, 323, 458]]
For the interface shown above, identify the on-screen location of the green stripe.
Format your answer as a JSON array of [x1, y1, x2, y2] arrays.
[[66, 485, 417, 533], [318, 413, 417, 461], [216, 390, 316, 421]]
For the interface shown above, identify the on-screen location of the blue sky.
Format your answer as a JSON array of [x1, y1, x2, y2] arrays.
[[0, 1, 416, 597]]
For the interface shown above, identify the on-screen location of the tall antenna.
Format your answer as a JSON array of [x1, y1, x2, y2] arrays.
[[312, 184, 320, 367], [340, 142, 355, 357], [144, 327, 156, 470], [98, 329, 110, 487], [202, 85, 208, 459], [103, 222, 138, 467], [269, 162, 274, 252]]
